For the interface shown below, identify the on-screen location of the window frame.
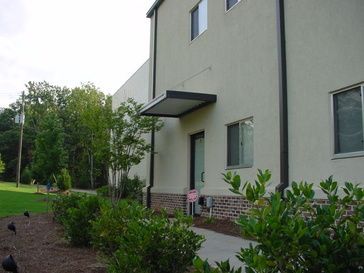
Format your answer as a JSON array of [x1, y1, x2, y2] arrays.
[[225, 0, 241, 12], [226, 117, 254, 169], [190, 0, 208, 42], [331, 83, 364, 159]]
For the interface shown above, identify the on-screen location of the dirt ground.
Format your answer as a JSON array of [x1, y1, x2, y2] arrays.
[[0, 213, 241, 273], [193, 216, 241, 237], [0, 213, 106, 273]]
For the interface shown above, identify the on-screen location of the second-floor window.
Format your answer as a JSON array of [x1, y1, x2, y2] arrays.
[[226, 0, 240, 11], [191, 0, 208, 41], [333, 84, 364, 156]]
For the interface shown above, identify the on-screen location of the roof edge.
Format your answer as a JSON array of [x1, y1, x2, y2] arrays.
[[146, 0, 164, 18]]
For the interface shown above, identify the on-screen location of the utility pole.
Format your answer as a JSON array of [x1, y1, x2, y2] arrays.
[[16, 91, 25, 188]]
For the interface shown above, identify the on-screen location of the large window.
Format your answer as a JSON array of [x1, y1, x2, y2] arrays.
[[227, 118, 254, 168], [191, 0, 208, 41], [226, 0, 240, 11], [333, 85, 364, 156]]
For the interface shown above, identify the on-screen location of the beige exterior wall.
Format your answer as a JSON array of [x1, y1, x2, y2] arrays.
[[147, 0, 364, 198], [149, 0, 281, 195], [113, 59, 150, 108], [112, 59, 150, 181], [286, 0, 364, 195]]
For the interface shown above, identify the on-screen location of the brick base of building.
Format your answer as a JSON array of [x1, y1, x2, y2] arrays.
[[150, 192, 187, 214], [142, 192, 147, 207], [143, 192, 358, 221], [199, 195, 252, 220], [145, 192, 252, 220]]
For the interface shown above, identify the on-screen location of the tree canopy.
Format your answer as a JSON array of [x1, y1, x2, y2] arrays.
[[32, 111, 67, 182], [0, 81, 112, 188], [0, 81, 162, 190]]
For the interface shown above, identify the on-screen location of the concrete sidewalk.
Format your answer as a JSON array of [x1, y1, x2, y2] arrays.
[[192, 227, 255, 270], [70, 188, 97, 195]]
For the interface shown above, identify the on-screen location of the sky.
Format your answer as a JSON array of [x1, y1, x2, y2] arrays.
[[0, 0, 155, 108]]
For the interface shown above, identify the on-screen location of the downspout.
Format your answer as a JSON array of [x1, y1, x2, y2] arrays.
[[147, 8, 158, 208], [275, 0, 289, 194]]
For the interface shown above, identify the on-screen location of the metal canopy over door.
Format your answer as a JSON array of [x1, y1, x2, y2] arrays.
[[190, 131, 205, 215]]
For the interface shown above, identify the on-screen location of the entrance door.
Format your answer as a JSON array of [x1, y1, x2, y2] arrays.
[[190, 132, 205, 215]]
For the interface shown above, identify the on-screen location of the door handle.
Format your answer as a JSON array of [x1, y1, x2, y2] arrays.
[[201, 171, 205, 182]]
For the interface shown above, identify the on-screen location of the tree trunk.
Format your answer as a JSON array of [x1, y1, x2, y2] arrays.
[[111, 168, 117, 206], [89, 133, 95, 189], [88, 149, 94, 189], [90, 153, 94, 189]]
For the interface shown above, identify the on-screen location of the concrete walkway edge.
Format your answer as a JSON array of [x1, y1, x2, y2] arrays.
[[192, 227, 255, 270]]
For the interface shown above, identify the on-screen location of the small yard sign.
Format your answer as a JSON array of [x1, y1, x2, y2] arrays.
[[187, 189, 198, 203]]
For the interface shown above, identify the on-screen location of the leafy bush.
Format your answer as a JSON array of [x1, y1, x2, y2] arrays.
[[111, 175, 145, 201], [0, 154, 5, 175], [52, 193, 83, 224], [52, 193, 103, 246], [91, 199, 152, 254], [56, 168, 72, 191], [96, 185, 109, 197], [193, 257, 242, 273], [210, 170, 364, 273], [124, 175, 145, 200], [105, 210, 204, 273], [62, 195, 103, 246], [21, 167, 32, 184]]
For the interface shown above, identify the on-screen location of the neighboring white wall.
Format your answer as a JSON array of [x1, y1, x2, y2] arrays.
[[113, 59, 150, 108], [149, 0, 280, 196], [286, 0, 364, 192], [112, 59, 150, 181]]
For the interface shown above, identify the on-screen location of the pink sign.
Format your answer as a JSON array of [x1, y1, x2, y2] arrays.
[[187, 189, 198, 203]]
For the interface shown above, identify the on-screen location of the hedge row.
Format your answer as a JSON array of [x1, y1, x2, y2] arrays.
[[52, 194, 204, 273]]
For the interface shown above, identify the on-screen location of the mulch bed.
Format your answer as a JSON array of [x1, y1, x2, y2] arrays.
[[0, 212, 243, 272], [0, 214, 106, 273], [192, 216, 241, 237]]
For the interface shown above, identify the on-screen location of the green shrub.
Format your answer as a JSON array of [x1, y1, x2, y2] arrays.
[[57, 168, 72, 191], [62, 195, 103, 246], [0, 154, 5, 175], [123, 175, 145, 200], [52, 193, 103, 246], [111, 175, 145, 201], [21, 167, 32, 184], [193, 257, 242, 273], [91, 199, 152, 254], [106, 210, 204, 273], [206, 170, 364, 273], [96, 185, 109, 197], [52, 193, 83, 224]]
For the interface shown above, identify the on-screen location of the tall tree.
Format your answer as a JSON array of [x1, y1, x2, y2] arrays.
[[32, 112, 67, 182], [1, 82, 71, 182], [0, 107, 20, 180], [66, 83, 111, 189], [110, 98, 163, 201], [23, 81, 70, 135]]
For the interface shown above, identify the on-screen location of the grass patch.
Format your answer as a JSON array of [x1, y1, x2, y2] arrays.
[[0, 182, 50, 218]]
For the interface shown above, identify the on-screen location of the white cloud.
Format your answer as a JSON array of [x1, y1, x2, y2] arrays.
[[0, 0, 155, 107]]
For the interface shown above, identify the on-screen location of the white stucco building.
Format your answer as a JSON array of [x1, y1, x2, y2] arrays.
[[117, 0, 364, 219]]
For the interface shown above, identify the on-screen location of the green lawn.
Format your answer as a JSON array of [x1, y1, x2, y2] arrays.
[[0, 182, 50, 218]]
